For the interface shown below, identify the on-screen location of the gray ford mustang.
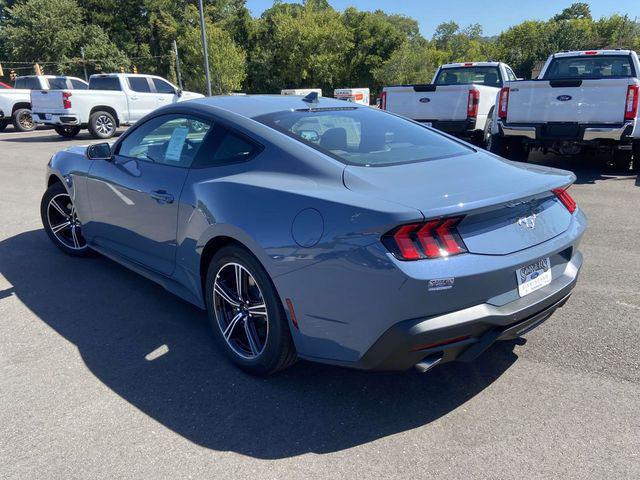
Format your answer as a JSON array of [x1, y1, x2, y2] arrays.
[[41, 95, 586, 375]]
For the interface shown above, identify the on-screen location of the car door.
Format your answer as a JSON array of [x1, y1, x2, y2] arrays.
[[85, 114, 213, 276], [126, 76, 160, 122], [152, 77, 179, 106]]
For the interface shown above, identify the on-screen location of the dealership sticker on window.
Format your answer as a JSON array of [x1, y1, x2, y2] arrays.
[[428, 278, 455, 291], [164, 127, 189, 162]]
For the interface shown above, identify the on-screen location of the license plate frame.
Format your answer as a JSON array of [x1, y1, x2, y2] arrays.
[[516, 257, 552, 297]]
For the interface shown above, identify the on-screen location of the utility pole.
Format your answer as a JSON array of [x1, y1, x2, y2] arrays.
[[173, 40, 183, 90], [197, 0, 212, 96], [80, 47, 88, 82]]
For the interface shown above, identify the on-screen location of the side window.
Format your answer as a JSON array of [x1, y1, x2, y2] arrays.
[[506, 68, 517, 81], [153, 78, 176, 94], [118, 115, 213, 168], [46, 77, 69, 89], [193, 128, 261, 168], [70, 79, 88, 90], [89, 77, 122, 91], [128, 77, 152, 93]]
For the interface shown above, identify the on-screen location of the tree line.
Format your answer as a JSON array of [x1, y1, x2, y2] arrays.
[[0, 0, 638, 95]]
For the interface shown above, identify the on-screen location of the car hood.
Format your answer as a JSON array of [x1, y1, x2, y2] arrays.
[[342, 150, 575, 219]]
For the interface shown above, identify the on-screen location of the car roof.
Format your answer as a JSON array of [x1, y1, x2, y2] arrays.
[[553, 50, 633, 58], [441, 62, 502, 68], [188, 94, 361, 119]]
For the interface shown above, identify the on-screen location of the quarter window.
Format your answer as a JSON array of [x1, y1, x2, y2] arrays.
[[118, 115, 213, 168]]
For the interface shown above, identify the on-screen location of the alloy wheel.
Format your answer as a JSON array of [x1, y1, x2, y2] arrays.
[[46, 193, 87, 250], [19, 111, 34, 130], [213, 262, 269, 359], [95, 115, 115, 136]]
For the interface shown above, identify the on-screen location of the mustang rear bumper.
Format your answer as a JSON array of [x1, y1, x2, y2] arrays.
[[342, 250, 582, 371]]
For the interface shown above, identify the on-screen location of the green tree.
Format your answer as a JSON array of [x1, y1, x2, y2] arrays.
[[373, 38, 448, 86], [553, 2, 592, 21], [177, 4, 246, 93]]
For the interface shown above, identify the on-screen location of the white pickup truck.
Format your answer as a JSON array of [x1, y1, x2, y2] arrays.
[[0, 75, 88, 132], [490, 50, 640, 171], [31, 73, 203, 138], [381, 62, 518, 145]]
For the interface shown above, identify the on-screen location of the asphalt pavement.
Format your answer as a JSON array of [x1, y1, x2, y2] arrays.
[[0, 127, 639, 479]]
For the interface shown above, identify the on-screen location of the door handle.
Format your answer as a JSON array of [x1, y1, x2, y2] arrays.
[[150, 190, 174, 204], [158, 97, 167, 101], [130, 96, 138, 101]]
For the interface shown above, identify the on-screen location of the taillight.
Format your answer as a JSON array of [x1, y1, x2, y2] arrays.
[[584, 51, 598, 55], [62, 91, 72, 109], [624, 85, 638, 121], [498, 87, 509, 120], [380, 91, 387, 110], [467, 89, 480, 118], [382, 217, 468, 261], [553, 187, 577, 214]]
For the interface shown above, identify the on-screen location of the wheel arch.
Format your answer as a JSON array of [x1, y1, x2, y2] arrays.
[[199, 235, 254, 301], [90, 106, 120, 126], [12, 102, 31, 114], [47, 174, 64, 188]]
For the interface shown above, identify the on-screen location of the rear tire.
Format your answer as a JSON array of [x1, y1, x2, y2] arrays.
[[632, 141, 640, 174], [482, 107, 494, 148], [12, 108, 35, 132], [205, 245, 297, 375], [88, 111, 116, 139], [54, 125, 81, 138], [0, 119, 8, 132]]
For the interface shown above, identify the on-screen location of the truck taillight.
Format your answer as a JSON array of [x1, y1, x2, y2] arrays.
[[62, 91, 72, 109], [498, 87, 509, 120], [380, 91, 387, 110], [467, 89, 480, 118], [381, 217, 468, 261], [624, 85, 639, 121]]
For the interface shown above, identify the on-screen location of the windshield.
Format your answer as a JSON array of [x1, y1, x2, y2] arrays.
[[255, 107, 472, 167], [435, 67, 502, 87], [544, 55, 635, 79]]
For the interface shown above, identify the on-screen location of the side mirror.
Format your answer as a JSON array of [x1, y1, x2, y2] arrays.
[[176, 88, 183, 97], [87, 142, 112, 160]]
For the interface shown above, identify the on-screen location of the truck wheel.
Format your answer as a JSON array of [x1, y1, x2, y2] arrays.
[[488, 134, 507, 157], [88, 111, 116, 139], [0, 119, 8, 132], [483, 108, 494, 148], [506, 139, 529, 162], [12, 108, 36, 132], [632, 141, 640, 174], [54, 125, 81, 138]]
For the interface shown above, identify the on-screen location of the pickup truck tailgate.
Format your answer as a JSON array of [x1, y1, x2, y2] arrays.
[[386, 85, 470, 121], [31, 90, 65, 113], [507, 79, 632, 124]]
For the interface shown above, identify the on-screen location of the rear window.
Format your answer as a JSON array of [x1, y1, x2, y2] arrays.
[[89, 77, 122, 91], [46, 77, 69, 89], [14, 77, 40, 90], [435, 67, 502, 87], [255, 107, 472, 167], [544, 55, 636, 79]]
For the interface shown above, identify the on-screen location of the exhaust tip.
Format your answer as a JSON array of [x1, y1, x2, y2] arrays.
[[414, 353, 443, 373]]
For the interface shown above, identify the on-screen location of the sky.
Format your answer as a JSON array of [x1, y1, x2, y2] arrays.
[[245, 0, 640, 37]]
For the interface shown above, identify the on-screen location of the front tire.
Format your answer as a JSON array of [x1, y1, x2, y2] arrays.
[[12, 108, 35, 132], [205, 245, 297, 375], [40, 182, 92, 257], [88, 111, 116, 139], [54, 125, 81, 138]]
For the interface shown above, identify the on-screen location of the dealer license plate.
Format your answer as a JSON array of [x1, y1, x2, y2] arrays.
[[516, 257, 552, 297]]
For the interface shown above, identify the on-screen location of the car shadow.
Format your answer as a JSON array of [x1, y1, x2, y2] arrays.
[[0, 229, 518, 459], [528, 151, 638, 185], [0, 130, 123, 143]]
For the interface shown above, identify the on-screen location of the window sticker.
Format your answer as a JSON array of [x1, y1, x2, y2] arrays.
[[164, 126, 189, 162]]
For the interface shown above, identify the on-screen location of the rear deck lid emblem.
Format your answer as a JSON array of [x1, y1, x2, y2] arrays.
[[517, 213, 538, 229]]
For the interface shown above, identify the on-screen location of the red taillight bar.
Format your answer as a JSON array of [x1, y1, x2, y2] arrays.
[[382, 217, 468, 261], [498, 87, 509, 120], [624, 85, 638, 121], [62, 91, 72, 109], [380, 91, 387, 110], [467, 89, 480, 118], [584, 51, 598, 55], [553, 187, 577, 214]]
